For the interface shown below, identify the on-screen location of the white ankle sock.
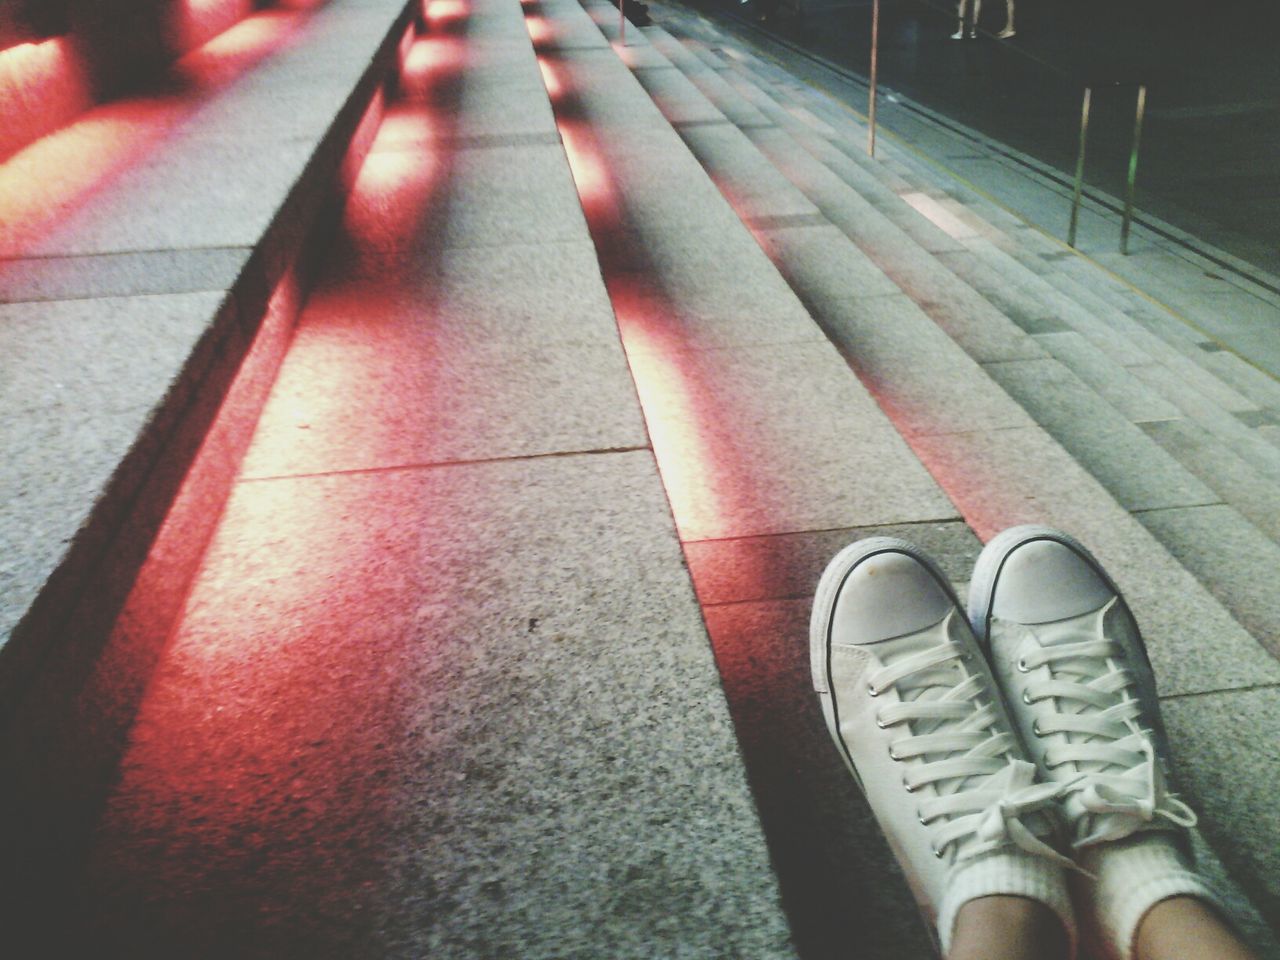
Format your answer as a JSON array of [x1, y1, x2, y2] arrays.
[[938, 850, 1077, 957], [1076, 831, 1225, 960]]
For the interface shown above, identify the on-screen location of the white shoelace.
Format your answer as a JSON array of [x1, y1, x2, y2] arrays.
[[1013, 598, 1197, 847], [869, 613, 1074, 869]]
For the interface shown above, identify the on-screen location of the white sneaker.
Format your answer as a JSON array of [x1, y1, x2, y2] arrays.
[[968, 526, 1196, 847], [811, 537, 1076, 955], [969, 526, 1222, 957]]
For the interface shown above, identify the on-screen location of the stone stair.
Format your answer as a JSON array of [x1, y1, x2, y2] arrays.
[[579, 0, 1280, 954], [2, 0, 1278, 955]]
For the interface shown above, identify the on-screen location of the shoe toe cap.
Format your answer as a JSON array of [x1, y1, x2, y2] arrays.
[[833, 551, 954, 644], [991, 539, 1114, 623]]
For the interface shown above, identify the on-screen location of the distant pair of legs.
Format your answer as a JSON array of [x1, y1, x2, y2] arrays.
[[953, 0, 1015, 39], [810, 526, 1257, 960]]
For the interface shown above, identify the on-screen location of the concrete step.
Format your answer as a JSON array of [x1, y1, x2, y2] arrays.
[[17, 0, 871, 952], [1, 0, 422, 945], [625, 5, 1280, 951], [0, 0, 416, 703], [650, 8, 1280, 670]]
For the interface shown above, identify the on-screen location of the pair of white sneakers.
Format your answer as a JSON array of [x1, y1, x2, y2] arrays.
[[810, 525, 1219, 959]]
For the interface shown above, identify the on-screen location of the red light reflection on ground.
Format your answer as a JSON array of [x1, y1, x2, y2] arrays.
[[0, 38, 94, 162], [539, 54, 624, 233], [174, 9, 300, 89], [400, 35, 465, 95], [613, 293, 730, 538], [425, 0, 469, 31], [525, 14, 552, 47], [168, 0, 256, 57], [0, 6, 307, 252]]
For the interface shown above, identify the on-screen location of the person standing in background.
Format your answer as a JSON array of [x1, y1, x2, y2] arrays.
[[953, 0, 1015, 39]]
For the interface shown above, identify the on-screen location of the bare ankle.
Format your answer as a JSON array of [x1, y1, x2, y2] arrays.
[[949, 895, 1070, 960]]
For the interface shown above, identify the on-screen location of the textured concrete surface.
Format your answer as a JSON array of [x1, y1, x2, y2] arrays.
[[0, 291, 234, 646], [0, 0, 414, 688], [907, 425, 1280, 697], [621, 333, 957, 541], [1031, 331, 1182, 423], [685, 520, 980, 606], [983, 358, 1218, 511], [702, 596, 934, 960], [805, 291, 1035, 438], [1137, 504, 1280, 661], [0, 248, 251, 303], [1164, 688, 1280, 937], [75, 453, 797, 959], [1141, 417, 1280, 545]]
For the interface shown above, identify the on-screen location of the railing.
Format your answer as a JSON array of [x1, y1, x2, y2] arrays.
[[862, 0, 1148, 253]]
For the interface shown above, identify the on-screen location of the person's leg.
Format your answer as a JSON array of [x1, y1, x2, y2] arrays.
[[996, 0, 1015, 38], [952, 0, 969, 39], [810, 538, 1076, 958], [1134, 896, 1257, 960], [969, 527, 1250, 960], [951, 896, 1069, 960]]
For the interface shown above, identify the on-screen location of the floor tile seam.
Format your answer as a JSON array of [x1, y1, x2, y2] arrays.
[[235, 444, 655, 484], [368, 134, 563, 153], [0, 287, 235, 311], [680, 514, 968, 549], [1161, 681, 1280, 702], [0, 284, 238, 307], [1129, 500, 1234, 518], [0, 245, 255, 265]]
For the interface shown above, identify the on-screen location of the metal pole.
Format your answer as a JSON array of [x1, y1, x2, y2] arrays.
[[867, 0, 879, 157], [1067, 86, 1092, 248], [1121, 84, 1147, 255]]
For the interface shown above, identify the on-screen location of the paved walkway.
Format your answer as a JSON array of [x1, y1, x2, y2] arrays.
[[1, 0, 1278, 956]]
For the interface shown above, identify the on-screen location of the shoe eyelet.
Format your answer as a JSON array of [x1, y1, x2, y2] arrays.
[[932, 846, 944, 859], [1016, 657, 1029, 673], [867, 683, 880, 697], [888, 745, 900, 761], [1032, 720, 1043, 736], [917, 811, 927, 825], [903, 778, 916, 794], [1022, 690, 1034, 705], [875, 717, 888, 730]]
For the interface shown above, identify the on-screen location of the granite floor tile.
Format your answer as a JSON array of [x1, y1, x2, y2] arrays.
[[1137, 505, 1280, 661], [984, 358, 1218, 511], [907, 425, 1280, 696], [238, 286, 646, 478], [1163, 688, 1280, 941], [76, 452, 796, 958], [1141, 418, 1280, 545], [818, 293, 1036, 438], [684, 520, 980, 606], [621, 337, 956, 541], [753, 223, 902, 307], [701, 598, 934, 960]]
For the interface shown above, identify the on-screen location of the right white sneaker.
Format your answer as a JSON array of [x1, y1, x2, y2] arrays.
[[811, 537, 1076, 955], [969, 526, 1223, 958]]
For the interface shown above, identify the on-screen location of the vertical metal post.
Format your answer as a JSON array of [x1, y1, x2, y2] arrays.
[[867, 0, 879, 157], [1067, 86, 1092, 248], [1121, 84, 1147, 255]]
